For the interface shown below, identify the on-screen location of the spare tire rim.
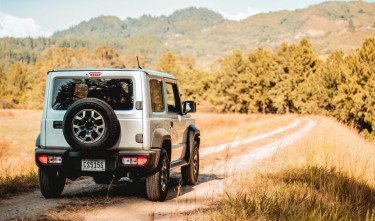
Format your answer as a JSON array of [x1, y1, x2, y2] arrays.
[[72, 109, 106, 143]]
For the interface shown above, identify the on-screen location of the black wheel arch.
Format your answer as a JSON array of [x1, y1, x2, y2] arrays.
[[184, 124, 200, 163]]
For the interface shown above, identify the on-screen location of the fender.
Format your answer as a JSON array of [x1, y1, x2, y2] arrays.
[[151, 128, 171, 148], [184, 125, 200, 163]]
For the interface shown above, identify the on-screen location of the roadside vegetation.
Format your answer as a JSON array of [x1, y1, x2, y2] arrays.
[[0, 110, 40, 196], [210, 166, 375, 221], [0, 139, 38, 196], [2, 38, 375, 140], [202, 117, 375, 221]]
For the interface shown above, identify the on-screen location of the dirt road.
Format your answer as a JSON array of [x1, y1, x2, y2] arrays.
[[0, 118, 315, 221]]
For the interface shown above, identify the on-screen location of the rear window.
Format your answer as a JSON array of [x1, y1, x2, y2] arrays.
[[52, 78, 134, 110]]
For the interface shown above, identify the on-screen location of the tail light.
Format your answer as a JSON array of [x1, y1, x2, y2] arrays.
[[38, 155, 48, 164], [121, 156, 148, 166], [37, 155, 62, 164]]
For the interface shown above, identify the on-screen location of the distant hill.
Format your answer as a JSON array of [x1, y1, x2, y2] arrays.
[[1, 2, 375, 68], [52, 1, 375, 63], [53, 7, 225, 38]]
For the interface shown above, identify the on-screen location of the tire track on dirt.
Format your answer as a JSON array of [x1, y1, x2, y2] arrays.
[[82, 119, 315, 221], [200, 119, 301, 157]]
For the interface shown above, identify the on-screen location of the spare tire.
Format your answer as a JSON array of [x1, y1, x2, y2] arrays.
[[63, 98, 120, 151]]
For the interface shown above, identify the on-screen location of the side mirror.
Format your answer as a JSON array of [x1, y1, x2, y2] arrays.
[[183, 101, 196, 113]]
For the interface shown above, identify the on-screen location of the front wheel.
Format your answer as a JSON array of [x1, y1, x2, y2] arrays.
[[38, 168, 66, 198], [181, 141, 199, 185], [146, 149, 170, 201]]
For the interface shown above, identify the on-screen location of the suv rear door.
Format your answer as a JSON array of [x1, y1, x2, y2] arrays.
[[44, 70, 143, 150]]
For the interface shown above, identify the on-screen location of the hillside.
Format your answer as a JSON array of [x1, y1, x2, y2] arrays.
[[53, 7, 225, 38], [52, 1, 375, 61], [0, 1, 375, 70]]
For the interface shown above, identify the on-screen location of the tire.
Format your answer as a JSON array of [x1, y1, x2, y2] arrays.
[[38, 168, 65, 198], [146, 149, 170, 202], [62, 98, 120, 151], [181, 140, 199, 185]]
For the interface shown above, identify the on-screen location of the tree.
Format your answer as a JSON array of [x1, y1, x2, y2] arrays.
[[93, 46, 125, 68], [245, 48, 275, 114], [351, 38, 375, 134], [3, 62, 30, 105], [269, 39, 320, 114], [210, 50, 250, 113], [155, 52, 181, 76], [316, 51, 347, 114]]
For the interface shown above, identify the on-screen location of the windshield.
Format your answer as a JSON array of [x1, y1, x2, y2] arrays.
[[52, 78, 134, 110]]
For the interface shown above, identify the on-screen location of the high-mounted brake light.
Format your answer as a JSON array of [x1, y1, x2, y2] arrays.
[[89, 72, 101, 77]]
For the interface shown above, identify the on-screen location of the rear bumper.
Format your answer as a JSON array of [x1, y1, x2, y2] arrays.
[[35, 148, 160, 178]]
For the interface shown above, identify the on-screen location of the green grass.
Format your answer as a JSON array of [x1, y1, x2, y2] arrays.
[[209, 166, 375, 221]]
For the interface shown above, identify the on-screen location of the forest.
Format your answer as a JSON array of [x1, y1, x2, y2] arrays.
[[0, 38, 375, 138]]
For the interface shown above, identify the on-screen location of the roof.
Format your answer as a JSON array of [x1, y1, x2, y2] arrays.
[[142, 69, 176, 80], [48, 68, 177, 80]]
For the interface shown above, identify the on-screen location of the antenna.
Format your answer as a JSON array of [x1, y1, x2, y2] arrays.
[[136, 56, 142, 69]]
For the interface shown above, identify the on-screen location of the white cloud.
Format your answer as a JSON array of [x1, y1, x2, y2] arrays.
[[0, 11, 51, 38], [221, 7, 260, 21]]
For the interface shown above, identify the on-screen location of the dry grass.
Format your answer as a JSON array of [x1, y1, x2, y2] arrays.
[[209, 166, 375, 221], [0, 139, 10, 158], [302, 117, 375, 184], [193, 113, 297, 147], [0, 164, 38, 197], [0, 137, 38, 196], [0, 109, 42, 155], [0, 109, 41, 196], [200, 116, 375, 221]]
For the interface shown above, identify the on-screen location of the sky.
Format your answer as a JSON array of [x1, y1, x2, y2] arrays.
[[0, 0, 373, 37]]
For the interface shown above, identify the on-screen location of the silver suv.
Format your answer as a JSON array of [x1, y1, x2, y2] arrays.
[[35, 69, 200, 202]]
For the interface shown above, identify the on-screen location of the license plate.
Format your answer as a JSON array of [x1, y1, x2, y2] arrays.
[[81, 159, 105, 171]]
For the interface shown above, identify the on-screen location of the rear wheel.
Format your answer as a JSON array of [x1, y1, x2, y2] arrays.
[[181, 140, 199, 185], [38, 169, 65, 198], [146, 149, 170, 201]]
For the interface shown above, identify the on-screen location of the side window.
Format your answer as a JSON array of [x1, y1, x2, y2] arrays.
[[149, 79, 164, 112], [166, 82, 181, 113]]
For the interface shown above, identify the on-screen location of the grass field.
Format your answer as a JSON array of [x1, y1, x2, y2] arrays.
[[0, 110, 293, 197], [3, 110, 375, 220], [4, 110, 375, 220], [0, 110, 41, 196], [204, 116, 375, 221]]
